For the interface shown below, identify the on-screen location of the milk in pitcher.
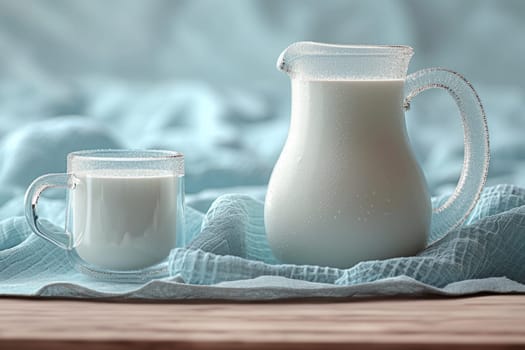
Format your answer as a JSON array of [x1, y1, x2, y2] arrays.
[[265, 79, 431, 268]]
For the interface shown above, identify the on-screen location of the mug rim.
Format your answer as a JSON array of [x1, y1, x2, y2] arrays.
[[68, 149, 184, 162]]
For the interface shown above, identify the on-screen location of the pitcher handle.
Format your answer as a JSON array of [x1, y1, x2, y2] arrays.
[[404, 68, 490, 238]]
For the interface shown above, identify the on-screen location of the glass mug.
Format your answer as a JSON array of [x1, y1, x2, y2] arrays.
[[265, 42, 490, 268], [24, 150, 185, 282]]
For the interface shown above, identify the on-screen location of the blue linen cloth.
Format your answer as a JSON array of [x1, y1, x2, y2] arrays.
[[0, 81, 525, 299]]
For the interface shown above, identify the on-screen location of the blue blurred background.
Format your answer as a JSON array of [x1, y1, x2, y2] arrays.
[[1, 0, 524, 86], [0, 0, 524, 212]]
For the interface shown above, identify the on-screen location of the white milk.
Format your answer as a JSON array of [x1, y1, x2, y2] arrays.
[[265, 79, 431, 268], [72, 170, 179, 270]]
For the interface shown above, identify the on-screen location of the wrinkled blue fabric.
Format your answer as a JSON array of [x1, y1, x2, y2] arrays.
[[0, 82, 524, 299], [0, 83, 524, 299], [168, 185, 525, 287]]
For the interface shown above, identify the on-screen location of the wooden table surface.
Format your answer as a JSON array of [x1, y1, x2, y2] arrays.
[[0, 295, 524, 349]]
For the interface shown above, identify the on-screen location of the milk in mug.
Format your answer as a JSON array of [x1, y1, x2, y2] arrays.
[[72, 170, 180, 270]]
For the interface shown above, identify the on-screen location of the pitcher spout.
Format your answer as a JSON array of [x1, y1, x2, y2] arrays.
[[276, 42, 308, 73], [277, 41, 414, 80]]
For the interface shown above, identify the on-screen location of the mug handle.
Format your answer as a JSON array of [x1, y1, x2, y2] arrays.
[[404, 68, 490, 238], [24, 173, 75, 249]]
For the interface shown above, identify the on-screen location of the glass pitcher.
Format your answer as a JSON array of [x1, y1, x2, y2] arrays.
[[264, 42, 489, 268]]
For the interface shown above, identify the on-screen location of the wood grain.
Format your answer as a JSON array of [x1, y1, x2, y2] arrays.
[[0, 295, 524, 349]]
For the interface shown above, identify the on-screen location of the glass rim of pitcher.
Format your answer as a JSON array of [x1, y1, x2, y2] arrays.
[[280, 42, 415, 60], [68, 149, 184, 162], [304, 42, 414, 56]]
